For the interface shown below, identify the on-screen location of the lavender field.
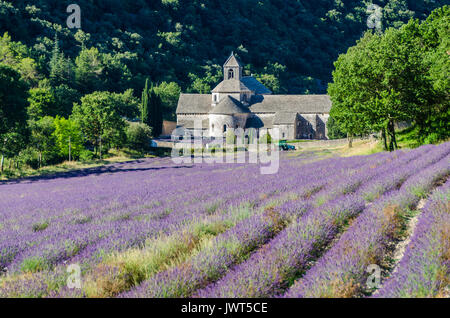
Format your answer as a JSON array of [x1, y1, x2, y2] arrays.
[[0, 143, 449, 298]]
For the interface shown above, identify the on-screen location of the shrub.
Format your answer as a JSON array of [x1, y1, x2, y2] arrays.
[[18, 147, 40, 169], [126, 122, 153, 152], [79, 150, 95, 162]]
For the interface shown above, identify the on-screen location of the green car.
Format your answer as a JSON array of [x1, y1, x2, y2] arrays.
[[278, 140, 296, 151]]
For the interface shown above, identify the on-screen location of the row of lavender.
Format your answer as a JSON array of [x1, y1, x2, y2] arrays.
[[1, 143, 448, 298], [374, 179, 449, 298], [284, 146, 450, 297], [0, 151, 385, 296], [48, 152, 392, 297], [193, 143, 449, 298], [122, 144, 440, 297]]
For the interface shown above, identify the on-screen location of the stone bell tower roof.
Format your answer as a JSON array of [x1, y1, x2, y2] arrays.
[[223, 52, 243, 68]]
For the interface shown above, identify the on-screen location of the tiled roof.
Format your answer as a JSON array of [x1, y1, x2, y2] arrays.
[[249, 95, 331, 114], [209, 96, 250, 115], [241, 76, 272, 95], [176, 94, 212, 114], [212, 79, 252, 93]]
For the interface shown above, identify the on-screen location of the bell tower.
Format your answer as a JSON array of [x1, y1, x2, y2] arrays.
[[223, 52, 243, 81]]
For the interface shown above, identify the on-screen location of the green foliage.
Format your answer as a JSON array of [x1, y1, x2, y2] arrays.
[[141, 78, 150, 124], [52, 84, 80, 118], [18, 147, 40, 169], [79, 149, 95, 162], [71, 91, 127, 154], [0, 1, 447, 170], [74, 47, 104, 93], [0, 32, 39, 85], [27, 87, 56, 121], [326, 116, 346, 139], [149, 88, 163, 137], [152, 81, 181, 121], [328, 6, 449, 149], [0, 64, 28, 136], [28, 116, 60, 166], [126, 122, 153, 152], [53, 116, 84, 160]]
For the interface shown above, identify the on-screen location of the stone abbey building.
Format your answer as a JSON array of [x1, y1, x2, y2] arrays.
[[176, 53, 331, 140]]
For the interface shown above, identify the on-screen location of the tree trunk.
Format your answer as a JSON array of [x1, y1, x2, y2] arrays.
[[99, 137, 102, 160], [381, 129, 388, 151], [69, 136, 72, 162], [387, 120, 397, 151], [0, 154, 4, 174], [39, 152, 42, 169], [347, 133, 353, 148]]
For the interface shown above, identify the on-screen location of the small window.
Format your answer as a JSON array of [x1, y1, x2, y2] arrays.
[[282, 132, 285, 138], [211, 124, 214, 130], [223, 125, 227, 132], [214, 95, 218, 102], [228, 69, 234, 79], [242, 94, 247, 102]]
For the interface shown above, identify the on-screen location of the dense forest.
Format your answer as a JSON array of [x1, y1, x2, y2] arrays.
[[0, 0, 448, 174], [1, 0, 447, 95]]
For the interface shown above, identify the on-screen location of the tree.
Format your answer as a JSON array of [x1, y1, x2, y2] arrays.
[[141, 78, 150, 125], [326, 116, 346, 140], [75, 47, 104, 93], [112, 88, 139, 119], [0, 64, 28, 172], [49, 33, 74, 87], [53, 116, 84, 160], [415, 6, 450, 143], [0, 32, 40, 85], [71, 91, 126, 157], [328, 33, 375, 147], [153, 81, 181, 121], [328, 19, 436, 150], [27, 87, 57, 121], [126, 122, 152, 152], [52, 84, 81, 118], [149, 88, 163, 137], [29, 116, 58, 167]]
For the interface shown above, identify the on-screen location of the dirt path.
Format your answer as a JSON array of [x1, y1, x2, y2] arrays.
[[372, 198, 427, 296]]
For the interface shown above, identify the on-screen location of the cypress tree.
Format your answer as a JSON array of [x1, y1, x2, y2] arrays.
[[141, 78, 150, 125]]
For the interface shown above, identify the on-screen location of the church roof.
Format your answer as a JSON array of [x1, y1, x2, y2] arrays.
[[241, 76, 272, 95], [223, 52, 243, 67], [212, 79, 252, 93], [209, 96, 250, 115], [249, 95, 332, 114], [176, 94, 212, 114], [273, 112, 298, 125], [176, 93, 332, 115]]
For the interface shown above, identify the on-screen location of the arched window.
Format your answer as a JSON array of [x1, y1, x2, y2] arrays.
[[228, 69, 234, 79], [223, 125, 227, 132]]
